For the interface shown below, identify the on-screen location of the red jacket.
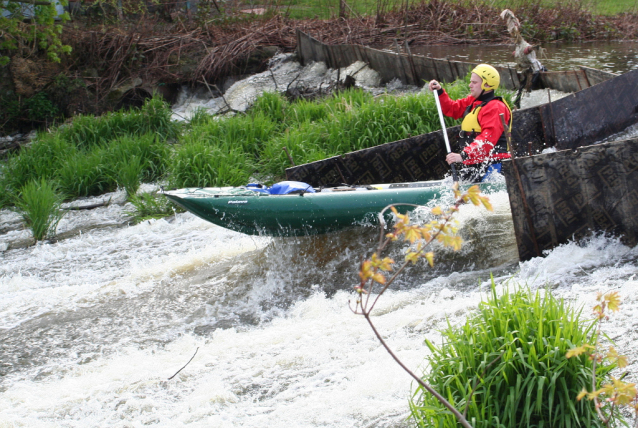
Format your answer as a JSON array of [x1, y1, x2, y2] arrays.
[[438, 90, 511, 165]]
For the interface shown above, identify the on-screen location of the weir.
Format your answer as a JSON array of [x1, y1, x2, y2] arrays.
[[288, 40, 638, 260], [503, 138, 638, 261], [295, 30, 617, 92]]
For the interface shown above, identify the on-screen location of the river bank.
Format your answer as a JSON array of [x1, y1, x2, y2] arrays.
[[3, 0, 638, 134]]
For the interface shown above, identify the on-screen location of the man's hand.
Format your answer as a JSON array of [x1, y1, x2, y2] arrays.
[[446, 152, 463, 164], [428, 80, 442, 92]]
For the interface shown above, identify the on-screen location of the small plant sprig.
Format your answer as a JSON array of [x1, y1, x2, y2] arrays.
[[566, 291, 638, 427], [351, 183, 492, 428]]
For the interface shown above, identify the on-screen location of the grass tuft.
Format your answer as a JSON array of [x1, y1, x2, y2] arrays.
[[117, 155, 144, 198], [15, 178, 65, 241], [411, 283, 615, 428], [127, 191, 184, 223]]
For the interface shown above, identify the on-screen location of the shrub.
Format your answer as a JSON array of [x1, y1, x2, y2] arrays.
[[104, 133, 170, 183], [117, 155, 144, 198], [57, 149, 116, 197], [15, 178, 65, 241], [411, 284, 614, 428]]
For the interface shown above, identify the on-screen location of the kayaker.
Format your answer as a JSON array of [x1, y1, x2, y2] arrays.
[[428, 64, 512, 183]]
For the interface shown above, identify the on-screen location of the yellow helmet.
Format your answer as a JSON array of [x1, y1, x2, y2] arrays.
[[471, 64, 500, 91]]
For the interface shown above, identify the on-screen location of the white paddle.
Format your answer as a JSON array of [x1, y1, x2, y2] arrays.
[[433, 89, 459, 182]]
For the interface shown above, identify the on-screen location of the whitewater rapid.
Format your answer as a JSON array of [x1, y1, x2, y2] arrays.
[[1, 185, 637, 427]]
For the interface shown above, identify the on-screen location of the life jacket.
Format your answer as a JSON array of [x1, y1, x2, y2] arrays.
[[459, 92, 510, 156]]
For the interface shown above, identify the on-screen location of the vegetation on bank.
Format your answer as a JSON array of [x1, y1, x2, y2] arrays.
[[3, 0, 637, 135], [2, 78, 503, 209], [284, 0, 634, 19]]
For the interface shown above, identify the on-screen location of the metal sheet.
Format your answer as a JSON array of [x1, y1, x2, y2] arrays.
[[503, 138, 638, 261]]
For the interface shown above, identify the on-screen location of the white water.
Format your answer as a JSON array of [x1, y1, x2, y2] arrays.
[[2, 185, 638, 427], [3, 49, 638, 426]]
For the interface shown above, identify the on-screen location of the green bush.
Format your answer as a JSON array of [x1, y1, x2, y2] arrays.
[[117, 155, 144, 198], [411, 284, 614, 428], [15, 178, 65, 241], [104, 134, 170, 183], [185, 111, 278, 159], [58, 149, 116, 197]]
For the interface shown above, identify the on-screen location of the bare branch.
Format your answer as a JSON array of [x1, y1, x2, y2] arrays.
[[168, 347, 199, 380]]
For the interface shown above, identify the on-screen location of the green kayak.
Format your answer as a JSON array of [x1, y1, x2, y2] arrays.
[[163, 180, 498, 236]]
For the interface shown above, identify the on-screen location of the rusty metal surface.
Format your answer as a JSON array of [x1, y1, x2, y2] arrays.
[[503, 138, 638, 261], [539, 68, 638, 150], [581, 66, 618, 86], [539, 70, 589, 93]]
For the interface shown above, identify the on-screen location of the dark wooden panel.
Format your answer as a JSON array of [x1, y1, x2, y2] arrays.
[[540, 68, 638, 149], [286, 104, 549, 186], [503, 138, 638, 261]]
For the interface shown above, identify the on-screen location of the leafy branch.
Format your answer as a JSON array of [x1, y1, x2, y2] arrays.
[[0, 0, 71, 65], [567, 291, 638, 427], [350, 183, 493, 428]]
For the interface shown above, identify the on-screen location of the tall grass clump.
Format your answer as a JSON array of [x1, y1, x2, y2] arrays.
[[251, 91, 287, 124], [117, 155, 144, 198], [15, 178, 65, 241], [411, 284, 614, 428], [168, 139, 254, 188], [105, 133, 171, 183], [185, 111, 278, 159], [0, 134, 76, 207], [57, 149, 117, 197], [57, 97, 180, 149]]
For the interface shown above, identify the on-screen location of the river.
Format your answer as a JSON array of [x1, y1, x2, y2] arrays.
[[407, 40, 638, 74], [2, 43, 638, 427]]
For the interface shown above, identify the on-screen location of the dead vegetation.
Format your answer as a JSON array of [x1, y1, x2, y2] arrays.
[[60, 0, 638, 92], [3, 0, 637, 129]]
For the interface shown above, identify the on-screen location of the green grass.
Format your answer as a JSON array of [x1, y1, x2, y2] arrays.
[[263, 0, 632, 19], [589, 0, 638, 14], [15, 178, 65, 241], [410, 283, 617, 428], [0, 78, 513, 216], [0, 102, 174, 207], [268, 0, 405, 19], [167, 139, 255, 188], [56, 97, 179, 150], [127, 191, 184, 223]]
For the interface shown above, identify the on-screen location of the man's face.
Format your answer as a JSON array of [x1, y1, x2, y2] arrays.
[[469, 73, 485, 98]]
